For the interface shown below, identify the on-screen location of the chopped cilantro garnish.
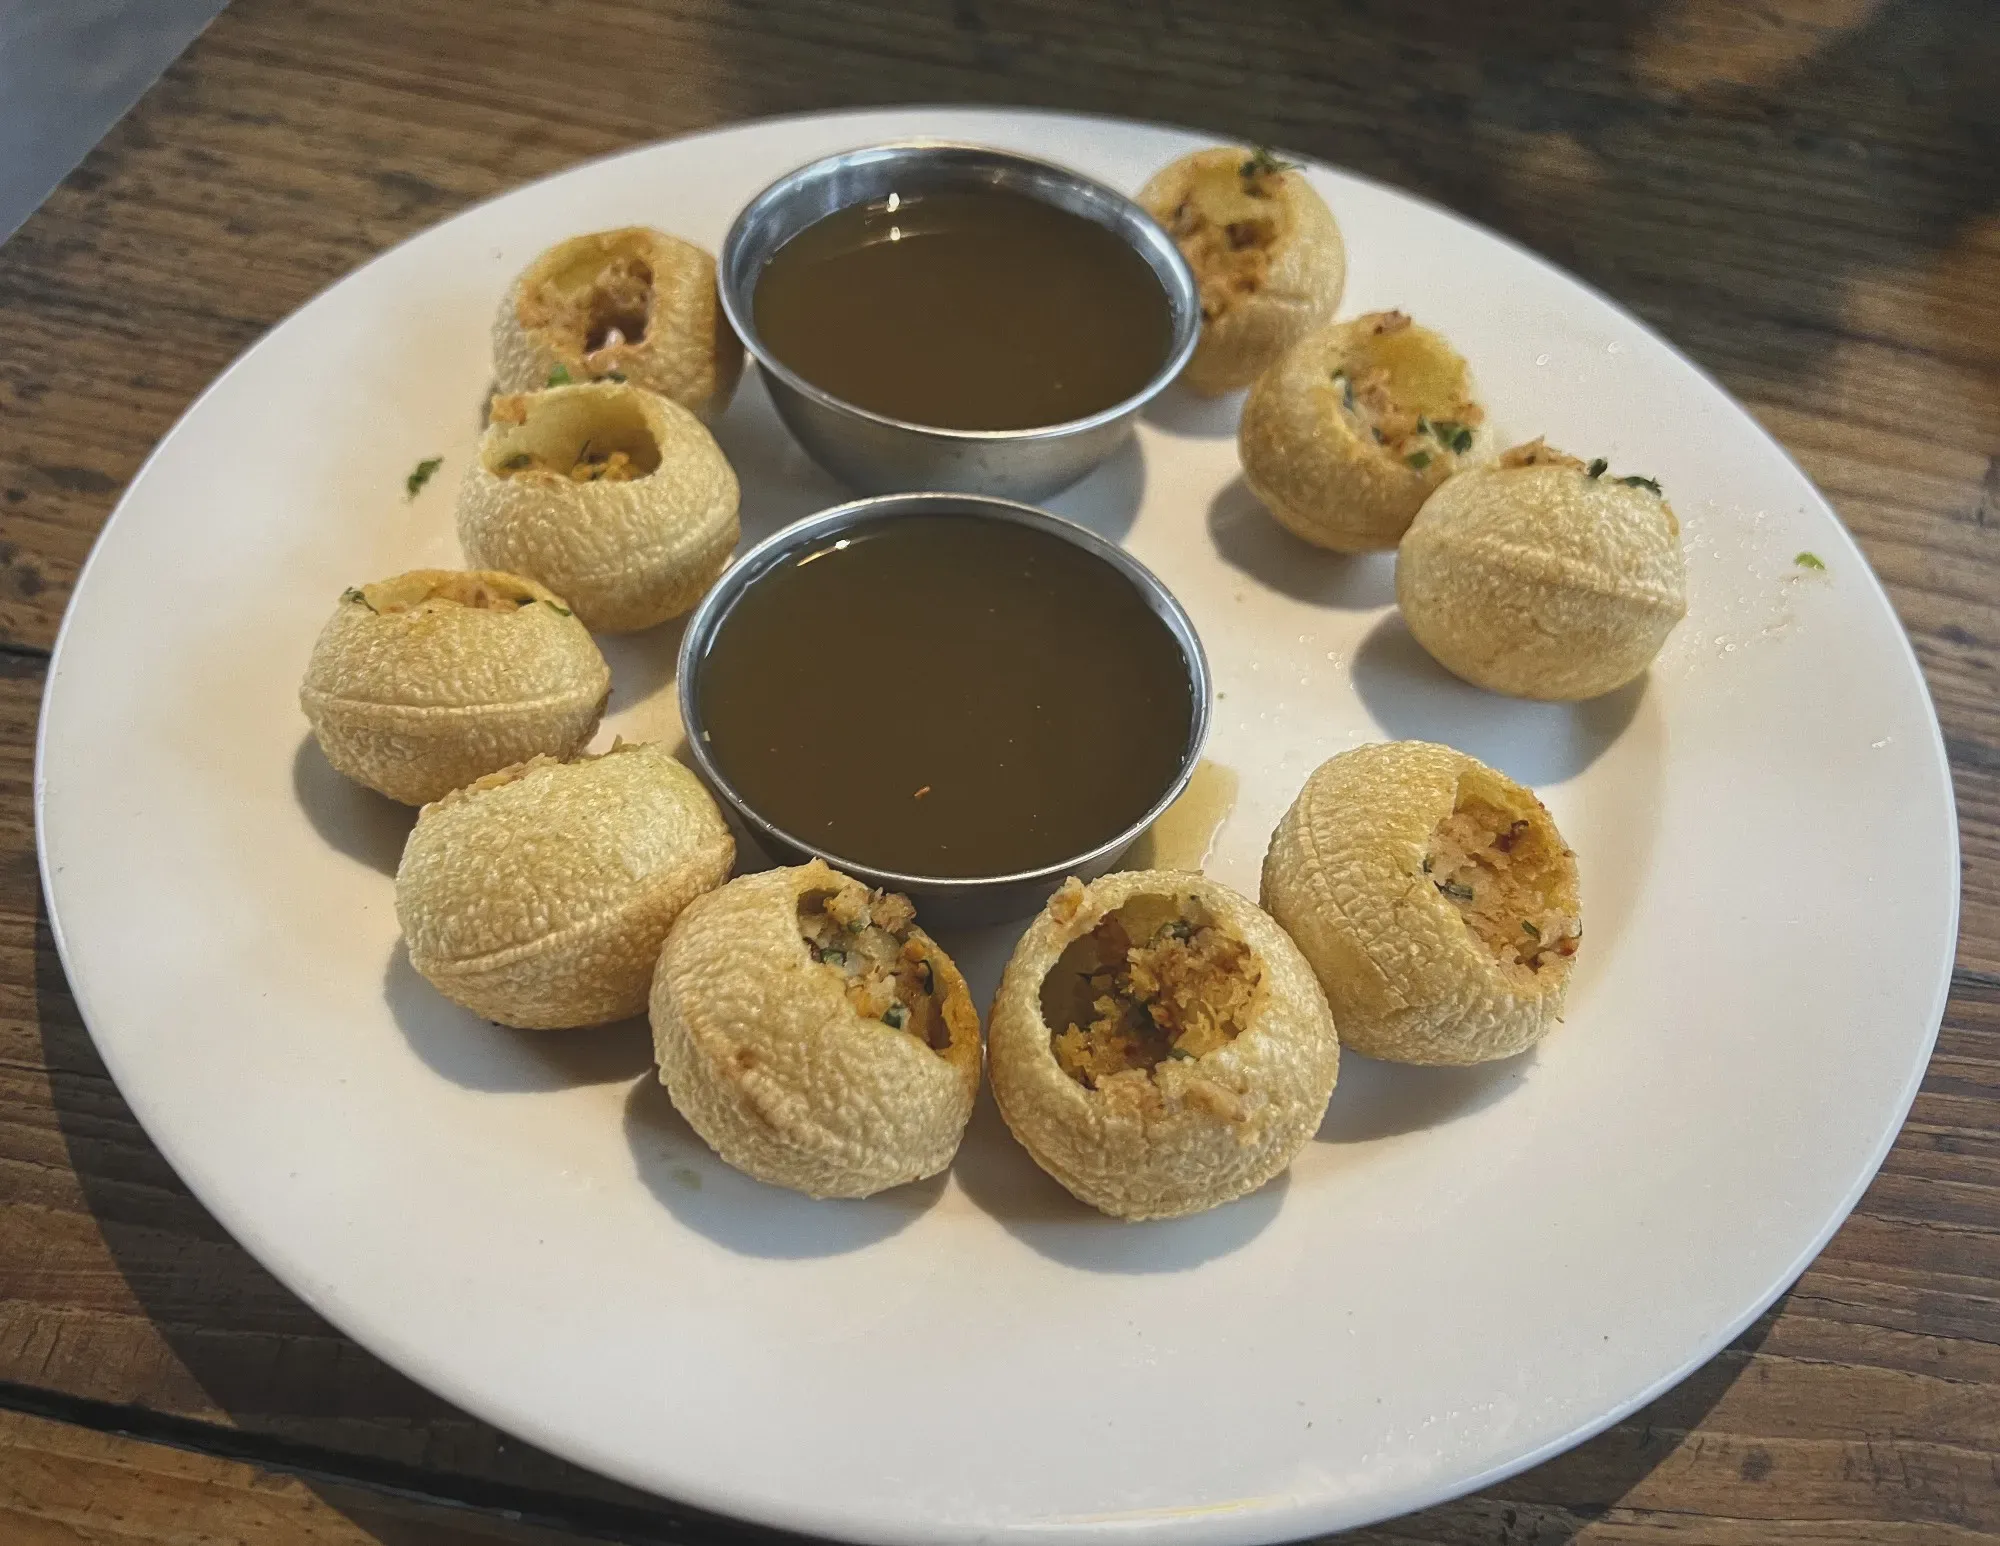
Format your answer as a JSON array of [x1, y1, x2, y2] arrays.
[[1522, 920, 1541, 939], [1438, 879, 1474, 902], [1429, 419, 1474, 453], [883, 1004, 908, 1030], [405, 456, 442, 498], [1240, 146, 1300, 179], [340, 586, 371, 610], [1617, 474, 1663, 495], [547, 364, 572, 387], [1586, 458, 1608, 479], [1794, 551, 1826, 571], [1406, 449, 1433, 470]]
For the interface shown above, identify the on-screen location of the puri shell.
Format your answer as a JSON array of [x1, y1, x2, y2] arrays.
[[299, 569, 610, 805], [1397, 443, 1688, 699], [457, 381, 740, 633], [492, 226, 743, 421], [1138, 148, 1346, 396], [1261, 742, 1580, 1066], [1241, 311, 1483, 552], [988, 869, 1338, 1221], [396, 742, 733, 1029], [651, 862, 981, 1199]]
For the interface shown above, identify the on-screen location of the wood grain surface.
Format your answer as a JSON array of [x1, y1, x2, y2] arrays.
[[0, 0, 1994, 1541]]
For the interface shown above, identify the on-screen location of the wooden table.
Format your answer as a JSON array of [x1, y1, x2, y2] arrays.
[[0, 1, 1993, 1540]]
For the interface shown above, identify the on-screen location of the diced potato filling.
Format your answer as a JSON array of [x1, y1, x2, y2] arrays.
[[354, 571, 539, 615], [1041, 895, 1260, 1090], [497, 444, 643, 483], [487, 390, 662, 483], [1163, 160, 1290, 323], [1426, 790, 1580, 971], [1329, 311, 1484, 467], [797, 884, 949, 1051]]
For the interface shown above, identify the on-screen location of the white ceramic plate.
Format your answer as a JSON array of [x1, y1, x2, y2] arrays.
[[37, 109, 1957, 1544]]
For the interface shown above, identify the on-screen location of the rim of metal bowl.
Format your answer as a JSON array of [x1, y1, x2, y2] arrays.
[[718, 139, 1201, 445], [678, 492, 1212, 897]]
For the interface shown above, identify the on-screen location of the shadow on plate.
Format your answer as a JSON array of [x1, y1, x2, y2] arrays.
[[292, 734, 417, 877], [1350, 611, 1644, 785], [949, 1092, 1284, 1271], [1142, 381, 1242, 439], [1044, 432, 1145, 543], [622, 1075, 942, 1257], [594, 611, 691, 741], [710, 369, 853, 547], [385, 947, 657, 1093], [1207, 476, 1398, 609], [1316, 1048, 1535, 1144]]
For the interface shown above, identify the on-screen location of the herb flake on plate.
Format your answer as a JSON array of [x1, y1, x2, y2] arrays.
[[405, 456, 442, 499]]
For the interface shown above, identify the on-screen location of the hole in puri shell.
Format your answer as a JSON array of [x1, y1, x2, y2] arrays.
[[360, 571, 539, 615], [1167, 161, 1285, 320], [524, 235, 656, 368], [1040, 894, 1261, 1090], [1332, 312, 1481, 462], [796, 885, 950, 1053], [488, 390, 663, 483], [1425, 777, 1580, 973], [582, 254, 652, 355]]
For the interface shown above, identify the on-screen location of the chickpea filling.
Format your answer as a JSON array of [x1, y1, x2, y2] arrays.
[[487, 390, 662, 484], [1163, 160, 1289, 322], [798, 885, 950, 1052], [1041, 894, 1261, 1089], [1425, 785, 1580, 972], [519, 237, 657, 379], [350, 571, 540, 615], [1328, 311, 1484, 469]]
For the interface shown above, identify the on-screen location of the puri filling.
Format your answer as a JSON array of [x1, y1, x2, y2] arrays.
[[487, 389, 662, 484], [519, 235, 655, 377], [1328, 311, 1483, 470], [1040, 894, 1260, 1089], [348, 571, 540, 615], [1425, 783, 1580, 972], [1163, 157, 1295, 323], [1498, 437, 1584, 471], [797, 884, 950, 1051]]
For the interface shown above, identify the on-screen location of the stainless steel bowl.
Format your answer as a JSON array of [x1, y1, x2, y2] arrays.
[[679, 493, 1211, 929], [719, 141, 1200, 502]]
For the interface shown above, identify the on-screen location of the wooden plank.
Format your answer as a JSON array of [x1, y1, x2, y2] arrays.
[[0, 1404, 666, 1545]]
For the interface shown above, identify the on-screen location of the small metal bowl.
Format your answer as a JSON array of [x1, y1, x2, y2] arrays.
[[719, 141, 1200, 502], [678, 493, 1211, 929]]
